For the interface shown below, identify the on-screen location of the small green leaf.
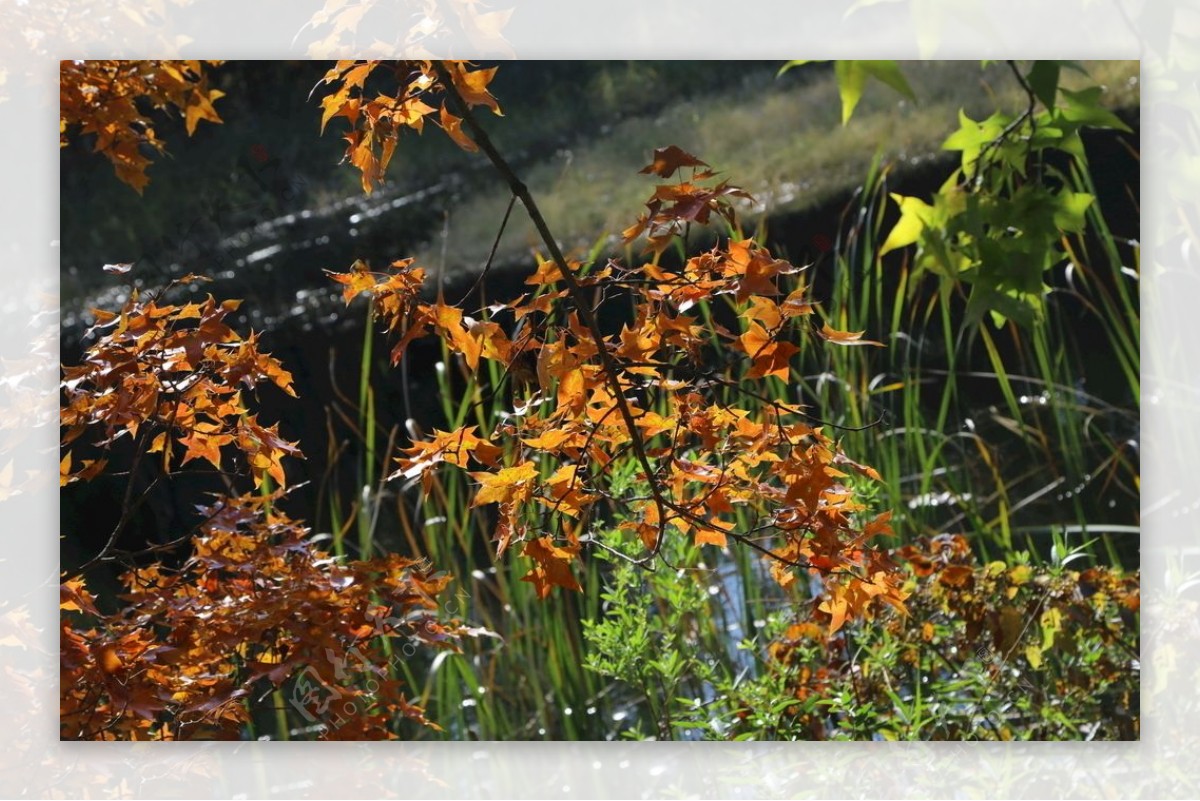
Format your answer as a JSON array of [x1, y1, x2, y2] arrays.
[[862, 60, 916, 102], [943, 109, 1010, 172], [1027, 61, 1061, 109], [880, 194, 934, 255], [1025, 644, 1044, 670], [1059, 87, 1132, 132], [966, 281, 1043, 329], [833, 60, 915, 125], [834, 61, 868, 125], [1040, 607, 1064, 650], [1052, 191, 1094, 233], [1056, 129, 1087, 161], [777, 59, 818, 78]]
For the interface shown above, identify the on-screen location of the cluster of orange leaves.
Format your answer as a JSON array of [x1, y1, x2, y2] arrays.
[[60, 273, 469, 740], [61, 493, 460, 740], [316, 59, 501, 193], [60, 273, 299, 489], [324, 87, 909, 628], [60, 60, 225, 193]]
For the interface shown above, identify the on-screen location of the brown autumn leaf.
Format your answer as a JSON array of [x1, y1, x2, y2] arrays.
[[61, 60, 224, 193], [817, 322, 884, 347], [60, 493, 463, 740], [440, 104, 477, 152], [639, 145, 708, 177], [470, 461, 539, 507], [738, 323, 799, 382], [520, 536, 582, 598], [445, 62, 502, 114], [392, 425, 503, 483]]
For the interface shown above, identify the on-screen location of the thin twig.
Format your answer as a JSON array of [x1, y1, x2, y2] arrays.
[[967, 60, 1040, 187], [75, 430, 153, 575], [465, 193, 518, 302]]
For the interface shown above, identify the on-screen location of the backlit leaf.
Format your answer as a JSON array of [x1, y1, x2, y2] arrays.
[[520, 536, 582, 598]]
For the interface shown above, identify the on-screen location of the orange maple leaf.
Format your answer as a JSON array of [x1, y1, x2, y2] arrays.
[[470, 461, 538, 507], [639, 145, 708, 178], [179, 429, 234, 470], [738, 323, 799, 381], [520, 536, 582, 598], [445, 62, 502, 114]]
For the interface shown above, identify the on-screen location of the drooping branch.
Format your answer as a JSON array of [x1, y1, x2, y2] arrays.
[[432, 60, 670, 564]]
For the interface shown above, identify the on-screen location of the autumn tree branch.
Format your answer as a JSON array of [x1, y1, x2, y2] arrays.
[[432, 60, 670, 565]]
